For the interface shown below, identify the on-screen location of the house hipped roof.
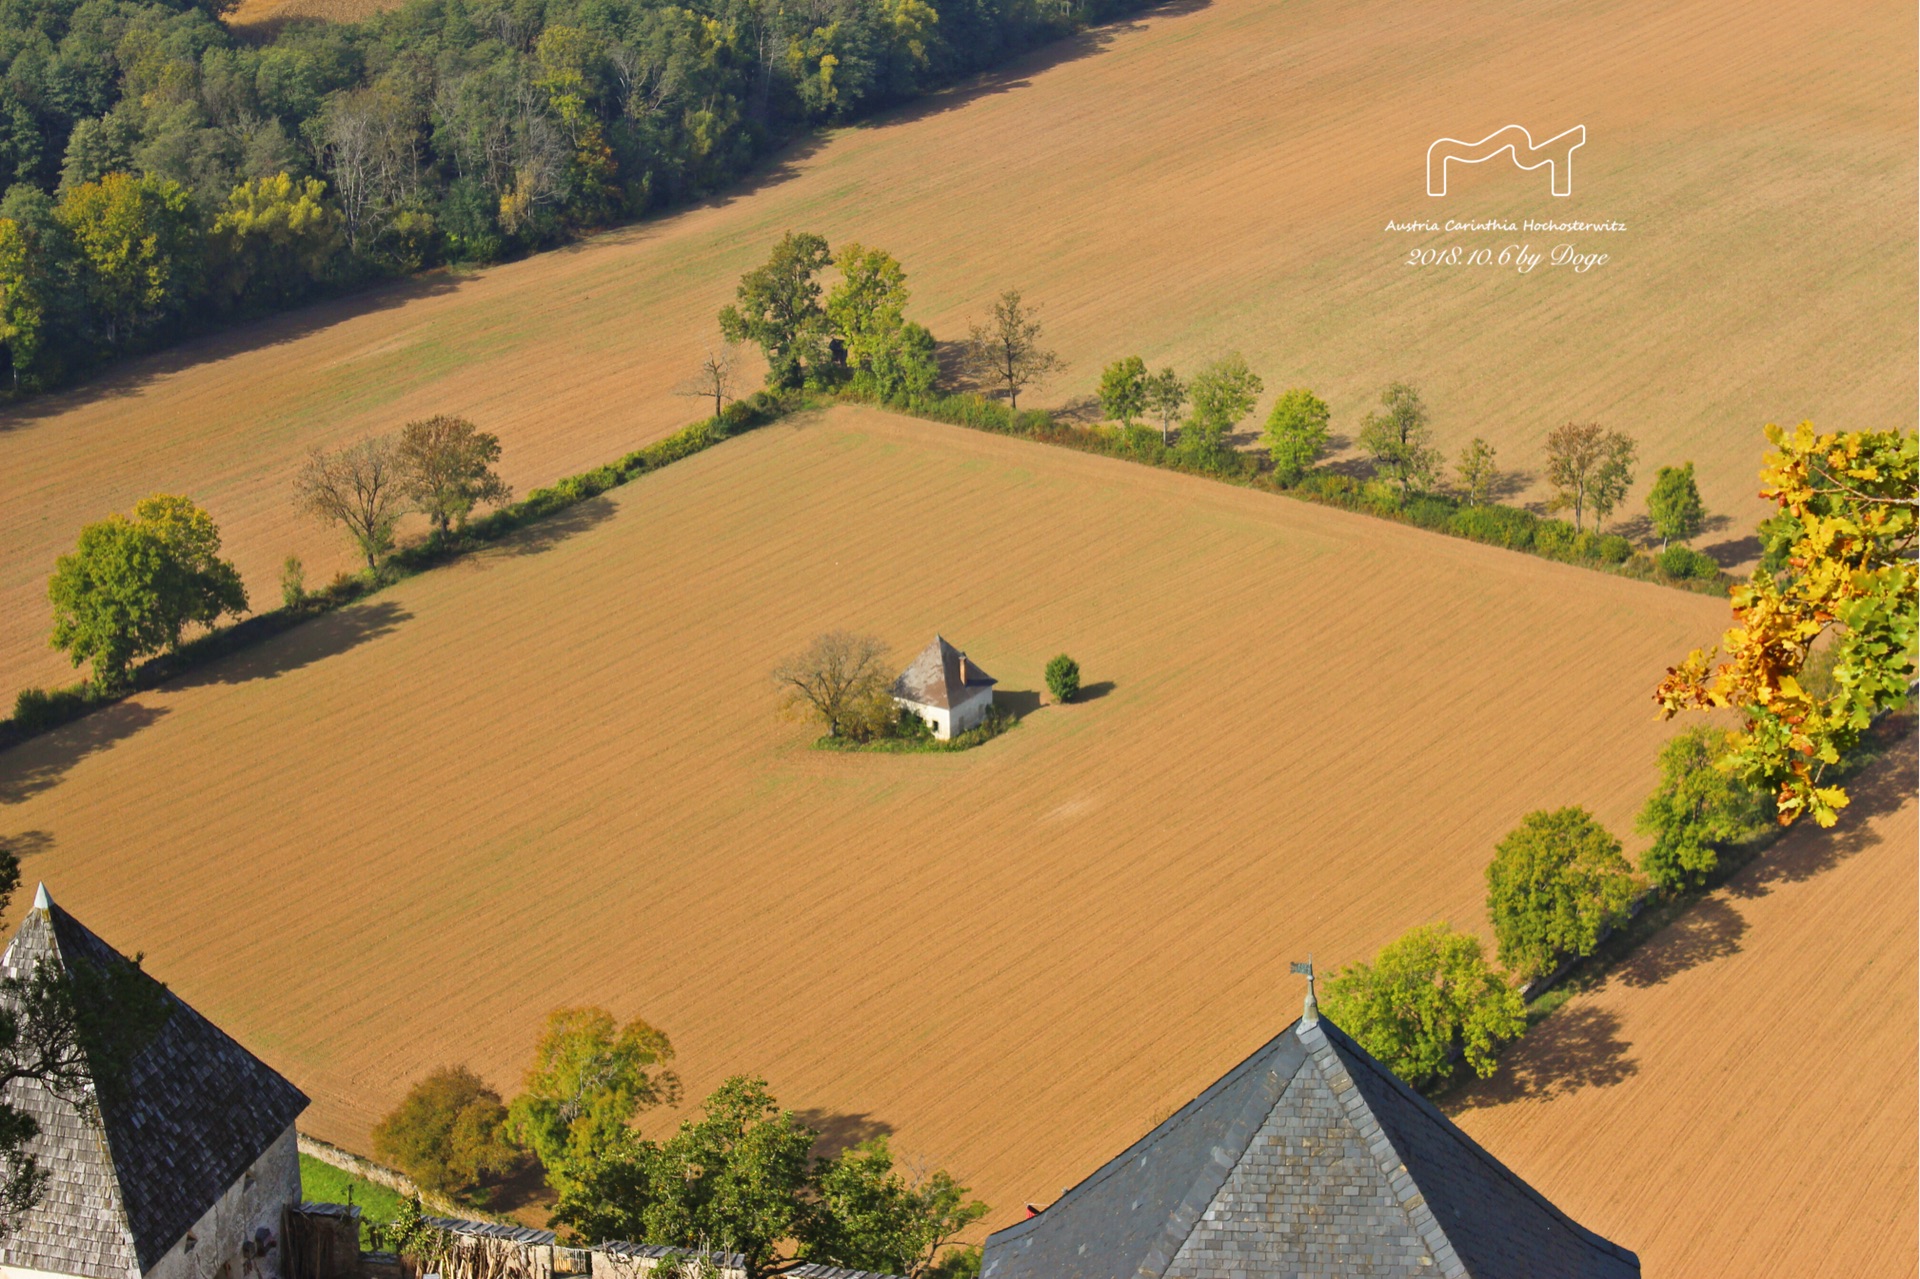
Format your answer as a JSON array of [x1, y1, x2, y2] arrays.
[[892, 636, 995, 709], [0, 888, 309, 1277], [981, 1015, 1639, 1279]]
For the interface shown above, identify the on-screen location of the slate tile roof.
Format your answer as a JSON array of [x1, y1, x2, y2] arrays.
[[0, 888, 309, 1277], [892, 637, 995, 709], [981, 1012, 1639, 1279]]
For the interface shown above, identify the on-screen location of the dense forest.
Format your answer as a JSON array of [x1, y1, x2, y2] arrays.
[[0, 0, 1137, 393]]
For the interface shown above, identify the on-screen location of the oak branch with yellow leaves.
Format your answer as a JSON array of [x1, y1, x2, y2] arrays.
[[1655, 422, 1917, 827]]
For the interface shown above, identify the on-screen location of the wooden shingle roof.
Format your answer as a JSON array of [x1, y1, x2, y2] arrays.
[[0, 888, 308, 1276], [892, 636, 995, 709]]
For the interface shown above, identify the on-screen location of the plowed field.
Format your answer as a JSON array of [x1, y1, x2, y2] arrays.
[[1451, 731, 1919, 1279], [4, 0, 1911, 693], [0, 407, 1726, 1236]]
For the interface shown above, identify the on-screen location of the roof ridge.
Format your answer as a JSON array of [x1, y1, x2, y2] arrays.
[[1316, 1019, 1640, 1265]]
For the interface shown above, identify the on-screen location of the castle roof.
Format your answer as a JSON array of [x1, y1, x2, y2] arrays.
[[0, 887, 308, 1277], [981, 1013, 1638, 1279], [892, 636, 995, 709]]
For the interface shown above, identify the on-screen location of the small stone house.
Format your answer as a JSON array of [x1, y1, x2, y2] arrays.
[[0, 886, 309, 1279], [892, 637, 996, 740], [981, 995, 1640, 1279]]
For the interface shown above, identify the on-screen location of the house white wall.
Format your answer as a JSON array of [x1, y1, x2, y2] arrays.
[[147, 1124, 301, 1279], [898, 686, 994, 740]]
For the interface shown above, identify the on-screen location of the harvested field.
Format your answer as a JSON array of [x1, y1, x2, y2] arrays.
[[0, 407, 1728, 1236], [224, 0, 400, 34], [1451, 731, 1919, 1278], [3, 0, 1912, 693]]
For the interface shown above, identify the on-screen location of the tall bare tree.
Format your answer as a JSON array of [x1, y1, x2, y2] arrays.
[[772, 632, 893, 739], [965, 289, 1062, 413], [316, 86, 422, 250], [296, 435, 407, 568], [676, 344, 742, 421]]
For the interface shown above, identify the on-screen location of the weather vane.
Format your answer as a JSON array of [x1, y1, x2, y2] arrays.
[[1290, 955, 1317, 1024]]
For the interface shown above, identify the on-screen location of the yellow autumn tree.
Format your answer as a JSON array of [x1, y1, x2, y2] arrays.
[[1655, 422, 1917, 826]]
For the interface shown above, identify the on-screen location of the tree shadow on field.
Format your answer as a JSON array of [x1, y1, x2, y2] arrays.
[[0, 273, 462, 433], [0, 701, 170, 806], [1701, 533, 1761, 568], [1612, 896, 1747, 988], [1073, 680, 1115, 702], [486, 492, 622, 558], [997, 688, 1043, 719], [934, 339, 986, 395], [796, 1108, 896, 1160], [482, 1156, 556, 1217], [0, 829, 54, 862], [176, 599, 411, 689], [1727, 728, 1917, 899], [1450, 1004, 1638, 1114], [1487, 468, 1533, 503]]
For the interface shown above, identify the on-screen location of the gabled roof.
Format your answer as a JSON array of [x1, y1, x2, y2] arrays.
[[982, 1013, 1638, 1279], [892, 636, 995, 709], [0, 887, 309, 1277]]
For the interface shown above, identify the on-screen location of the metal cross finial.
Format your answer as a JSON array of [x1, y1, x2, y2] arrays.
[[1290, 956, 1318, 1025]]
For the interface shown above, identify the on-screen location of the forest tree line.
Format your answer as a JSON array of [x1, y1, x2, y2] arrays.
[[0, 0, 1140, 392]]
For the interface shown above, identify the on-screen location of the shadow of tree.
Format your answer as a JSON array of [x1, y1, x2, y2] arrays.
[[1727, 729, 1917, 899], [1487, 468, 1534, 503], [0, 829, 54, 862], [176, 599, 411, 688], [795, 1108, 896, 1161], [1612, 896, 1747, 988], [1448, 1004, 1638, 1113], [483, 493, 623, 558], [0, 701, 170, 806], [934, 339, 986, 395], [1073, 680, 1116, 702], [482, 1155, 556, 1216], [1700, 533, 1761, 567]]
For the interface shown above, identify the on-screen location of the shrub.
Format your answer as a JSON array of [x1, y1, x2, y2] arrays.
[[1320, 922, 1525, 1087], [1597, 534, 1633, 564], [11, 685, 95, 734], [1635, 727, 1771, 892], [1531, 518, 1581, 561], [1449, 504, 1536, 549], [280, 555, 307, 610], [1486, 807, 1638, 980], [1045, 654, 1081, 703], [1658, 544, 1721, 580], [372, 1065, 517, 1195], [1403, 496, 1457, 531]]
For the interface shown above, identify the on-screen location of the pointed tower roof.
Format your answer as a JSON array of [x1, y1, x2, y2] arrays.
[[892, 636, 995, 709], [982, 1015, 1638, 1279], [0, 892, 308, 1276]]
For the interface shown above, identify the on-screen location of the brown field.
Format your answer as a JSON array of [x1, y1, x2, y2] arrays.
[[1451, 730, 1919, 1279], [0, 406, 1728, 1237], [225, 0, 401, 34], [2, 0, 1912, 694]]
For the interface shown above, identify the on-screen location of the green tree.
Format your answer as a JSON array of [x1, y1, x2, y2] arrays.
[[505, 1006, 678, 1197], [1142, 367, 1185, 445], [799, 1136, 990, 1277], [1589, 431, 1637, 533], [1097, 356, 1147, 430], [1544, 422, 1634, 533], [1485, 807, 1637, 981], [964, 288, 1061, 413], [1634, 727, 1769, 892], [210, 172, 342, 308], [48, 494, 248, 689], [0, 219, 46, 391], [396, 415, 511, 534], [373, 1065, 518, 1195], [553, 1076, 815, 1277], [1044, 653, 1079, 703], [1357, 382, 1440, 500], [1646, 461, 1706, 549], [56, 172, 201, 346], [1657, 424, 1917, 826], [1455, 437, 1498, 507], [827, 243, 937, 401], [1181, 352, 1261, 468], [1320, 923, 1523, 1087], [719, 231, 833, 388], [1262, 387, 1330, 486]]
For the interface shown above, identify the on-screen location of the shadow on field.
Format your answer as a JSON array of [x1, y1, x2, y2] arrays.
[[0, 701, 170, 806], [997, 688, 1043, 719], [489, 492, 621, 558], [1728, 728, 1917, 899], [0, 829, 54, 862], [1701, 533, 1761, 567], [1613, 896, 1747, 988], [178, 599, 411, 688], [0, 274, 462, 432], [1073, 680, 1116, 702], [1449, 1004, 1638, 1113], [797, 1108, 897, 1160]]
